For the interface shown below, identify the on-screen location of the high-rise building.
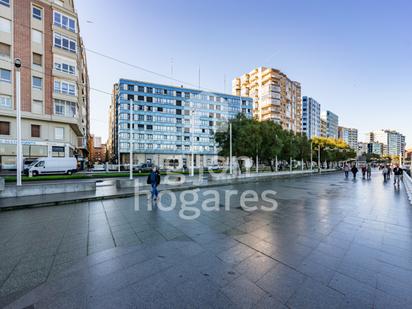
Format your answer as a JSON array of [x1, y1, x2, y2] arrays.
[[0, 0, 89, 169], [371, 130, 406, 156], [232, 67, 302, 133], [302, 96, 320, 139], [108, 79, 253, 168], [320, 118, 327, 137], [338, 126, 358, 150], [367, 143, 383, 156], [321, 110, 339, 139]]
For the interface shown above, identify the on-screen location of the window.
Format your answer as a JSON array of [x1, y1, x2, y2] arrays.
[[52, 146, 65, 157], [33, 53, 42, 66], [0, 17, 11, 33], [54, 99, 77, 117], [33, 76, 42, 89], [54, 80, 76, 96], [55, 127, 64, 140], [0, 43, 10, 58], [0, 121, 10, 135], [54, 33, 76, 53], [54, 58, 76, 75], [32, 100, 43, 114], [32, 6, 42, 20], [0, 68, 11, 82], [31, 125, 41, 138], [0, 95, 11, 109], [127, 94, 134, 101], [32, 29, 43, 44], [53, 11, 76, 32], [0, 0, 10, 7]]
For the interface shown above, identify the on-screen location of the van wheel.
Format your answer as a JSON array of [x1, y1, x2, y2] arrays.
[[32, 171, 38, 177], [67, 170, 72, 175]]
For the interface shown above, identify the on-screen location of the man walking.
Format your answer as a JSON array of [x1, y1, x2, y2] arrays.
[[344, 163, 350, 179], [351, 165, 358, 179], [147, 166, 161, 201], [393, 164, 403, 190], [367, 164, 372, 180]]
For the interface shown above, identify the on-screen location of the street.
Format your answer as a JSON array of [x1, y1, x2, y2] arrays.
[[1, 172, 411, 308]]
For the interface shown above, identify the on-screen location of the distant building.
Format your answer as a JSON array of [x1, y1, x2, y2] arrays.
[[367, 142, 383, 156], [233, 67, 302, 133], [338, 126, 358, 150], [370, 130, 406, 156], [302, 96, 321, 139], [89, 135, 106, 163], [321, 111, 339, 139], [357, 142, 368, 157], [108, 79, 253, 168], [320, 118, 327, 137]]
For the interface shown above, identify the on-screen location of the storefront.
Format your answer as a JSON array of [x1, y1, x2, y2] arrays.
[[0, 139, 74, 170]]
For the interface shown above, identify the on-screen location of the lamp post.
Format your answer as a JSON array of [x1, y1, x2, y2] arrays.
[[15, 59, 22, 186], [190, 104, 195, 177], [310, 141, 313, 172], [129, 99, 133, 180], [229, 122, 233, 175]]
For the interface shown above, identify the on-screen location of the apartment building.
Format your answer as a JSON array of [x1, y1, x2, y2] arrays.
[[108, 79, 253, 168], [302, 96, 320, 139], [372, 130, 406, 156], [338, 126, 358, 150], [232, 67, 302, 133], [321, 110, 339, 139], [0, 0, 89, 169]]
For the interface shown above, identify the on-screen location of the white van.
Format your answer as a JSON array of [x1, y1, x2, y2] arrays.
[[25, 157, 78, 176]]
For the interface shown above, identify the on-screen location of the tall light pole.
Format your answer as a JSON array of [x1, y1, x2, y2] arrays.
[[15, 59, 22, 186], [318, 146, 321, 173], [190, 104, 195, 177], [310, 141, 313, 172], [129, 99, 133, 180], [229, 122, 233, 175]]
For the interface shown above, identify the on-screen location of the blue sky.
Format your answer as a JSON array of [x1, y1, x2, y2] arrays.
[[76, 0, 412, 146]]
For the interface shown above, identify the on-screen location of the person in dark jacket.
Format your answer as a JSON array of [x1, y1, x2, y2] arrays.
[[147, 167, 161, 201], [393, 164, 403, 189], [351, 165, 358, 179]]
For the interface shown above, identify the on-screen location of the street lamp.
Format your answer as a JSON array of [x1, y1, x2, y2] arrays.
[[15, 58, 22, 186], [190, 104, 196, 177], [129, 99, 133, 180]]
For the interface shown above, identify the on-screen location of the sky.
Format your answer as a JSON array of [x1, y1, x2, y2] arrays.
[[75, 0, 412, 147]]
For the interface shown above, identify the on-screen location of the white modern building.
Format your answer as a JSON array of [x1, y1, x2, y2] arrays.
[[372, 130, 406, 156], [338, 126, 358, 150]]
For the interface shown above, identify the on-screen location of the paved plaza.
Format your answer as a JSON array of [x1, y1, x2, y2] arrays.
[[1, 172, 412, 308]]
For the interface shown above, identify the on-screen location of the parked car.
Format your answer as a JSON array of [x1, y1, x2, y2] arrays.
[[24, 157, 78, 176], [23, 158, 38, 170], [133, 163, 153, 173], [207, 164, 222, 171]]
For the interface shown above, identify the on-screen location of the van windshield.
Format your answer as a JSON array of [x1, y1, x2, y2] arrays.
[[29, 160, 39, 167]]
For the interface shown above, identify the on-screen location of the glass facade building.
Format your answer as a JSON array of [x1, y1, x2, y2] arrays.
[[302, 96, 320, 139], [108, 79, 253, 168]]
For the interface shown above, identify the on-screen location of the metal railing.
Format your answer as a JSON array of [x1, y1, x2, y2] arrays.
[[403, 171, 412, 205]]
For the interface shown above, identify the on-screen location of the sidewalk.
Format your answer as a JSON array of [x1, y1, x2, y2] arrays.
[[0, 169, 337, 210]]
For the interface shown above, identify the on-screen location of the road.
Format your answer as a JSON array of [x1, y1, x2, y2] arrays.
[[1, 172, 411, 308]]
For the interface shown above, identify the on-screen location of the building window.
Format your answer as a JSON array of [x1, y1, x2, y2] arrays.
[[32, 100, 43, 114], [31, 125, 41, 138], [0, 94, 11, 109], [53, 11, 76, 32], [54, 99, 77, 117], [0, 17, 11, 33], [54, 58, 76, 75], [0, 121, 10, 135], [0, 68, 11, 83], [0, 42, 10, 58], [33, 76, 42, 89], [32, 29, 42, 44], [54, 33, 77, 53], [52, 146, 65, 157], [54, 80, 76, 96], [33, 53, 42, 66], [32, 6, 42, 20], [0, 0, 10, 7], [55, 127, 64, 140]]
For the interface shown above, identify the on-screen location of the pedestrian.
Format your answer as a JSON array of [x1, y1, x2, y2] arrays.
[[147, 166, 161, 201], [351, 165, 358, 179], [382, 165, 388, 182], [344, 163, 350, 179], [393, 164, 403, 189], [361, 165, 367, 179], [387, 165, 392, 180], [367, 164, 372, 180]]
